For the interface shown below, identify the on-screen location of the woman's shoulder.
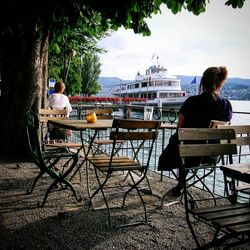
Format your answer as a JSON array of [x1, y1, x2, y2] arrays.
[[61, 94, 70, 101], [217, 95, 231, 105], [218, 96, 232, 111], [184, 93, 205, 104]]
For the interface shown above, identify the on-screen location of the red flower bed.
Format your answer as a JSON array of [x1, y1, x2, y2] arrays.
[[69, 96, 146, 104]]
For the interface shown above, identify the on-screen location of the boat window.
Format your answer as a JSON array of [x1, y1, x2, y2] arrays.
[[173, 81, 179, 87], [159, 92, 183, 98], [164, 81, 171, 86], [155, 82, 163, 86]]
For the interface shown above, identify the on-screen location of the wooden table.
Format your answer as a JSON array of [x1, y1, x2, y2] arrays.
[[48, 118, 177, 158], [221, 162, 250, 184], [48, 119, 113, 131], [221, 162, 250, 203], [48, 119, 177, 130], [48, 119, 114, 156]]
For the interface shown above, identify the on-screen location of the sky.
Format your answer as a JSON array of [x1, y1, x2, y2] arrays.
[[97, 1, 250, 80]]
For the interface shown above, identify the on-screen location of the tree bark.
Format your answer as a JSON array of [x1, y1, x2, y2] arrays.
[[0, 33, 48, 159]]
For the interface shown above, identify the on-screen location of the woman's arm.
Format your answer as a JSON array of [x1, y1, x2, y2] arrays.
[[177, 113, 185, 128]]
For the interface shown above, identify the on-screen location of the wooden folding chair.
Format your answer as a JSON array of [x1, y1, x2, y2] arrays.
[[178, 128, 250, 249], [25, 110, 82, 207], [39, 108, 81, 150], [218, 124, 250, 203], [160, 120, 230, 208], [87, 119, 161, 228]]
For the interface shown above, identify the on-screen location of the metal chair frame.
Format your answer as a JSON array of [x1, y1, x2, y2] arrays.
[[25, 110, 82, 207], [178, 128, 250, 249], [87, 119, 161, 228]]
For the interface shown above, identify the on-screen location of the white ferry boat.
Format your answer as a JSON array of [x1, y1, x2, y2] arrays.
[[113, 62, 188, 108]]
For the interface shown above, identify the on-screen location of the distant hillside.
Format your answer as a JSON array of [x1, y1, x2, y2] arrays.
[[98, 77, 131, 88], [99, 76, 250, 88]]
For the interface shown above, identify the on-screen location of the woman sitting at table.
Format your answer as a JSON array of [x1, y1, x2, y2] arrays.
[[158, 66, 233, 197], [47, 81, 72, 140]]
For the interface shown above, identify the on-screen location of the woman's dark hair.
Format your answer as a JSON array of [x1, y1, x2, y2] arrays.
[[54, 81, 65, 93], [199, 66, 228, 96]]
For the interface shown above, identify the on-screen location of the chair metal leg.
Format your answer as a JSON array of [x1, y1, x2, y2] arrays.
[[59, 155, 82, 202], [88, 168, 112, 228], [120, 171, 148, 226], [38, 172, 82, 207], [26, 170, 45, 194], [38, 179, 60, 207], [187, 168, 217, 205], [37, 154, 81, 206], [123, 170, 153, 195]]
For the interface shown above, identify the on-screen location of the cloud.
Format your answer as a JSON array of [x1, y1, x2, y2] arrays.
[[98, 1, 250, 79]]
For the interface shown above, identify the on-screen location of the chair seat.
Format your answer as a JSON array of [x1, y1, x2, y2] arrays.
[[190, 203, 250, 220], [93, 139, 126, 145], [88, 155, 143, 172], [195, 207, 250, 235], [45, 141, 82, 148]]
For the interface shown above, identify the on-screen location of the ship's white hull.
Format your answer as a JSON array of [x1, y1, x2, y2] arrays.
[[132, 96, 187, 108], [113, 61, 187, 109]]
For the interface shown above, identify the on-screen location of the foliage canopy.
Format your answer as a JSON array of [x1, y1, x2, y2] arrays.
[[0, 0, 246, 158], [1, 0, 246, 40]]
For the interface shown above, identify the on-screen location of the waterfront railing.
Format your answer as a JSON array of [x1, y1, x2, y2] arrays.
[[69, 103, 250, 198]]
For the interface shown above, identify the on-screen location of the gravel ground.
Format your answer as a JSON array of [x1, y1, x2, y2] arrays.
[[0, 160, 249, 250]]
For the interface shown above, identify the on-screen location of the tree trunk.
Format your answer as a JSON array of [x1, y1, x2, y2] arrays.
[[0, 33, 48, 159]]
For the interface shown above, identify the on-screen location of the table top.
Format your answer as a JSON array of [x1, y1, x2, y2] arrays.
[[48, 119, 113, 130], [48, 119, 178, 131], [221, 162, 250, 183]]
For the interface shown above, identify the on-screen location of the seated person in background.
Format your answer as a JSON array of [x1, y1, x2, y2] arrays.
[[47, 81, 72, 140], [158, 66, 233, 197], [47, 81, 72, 117]]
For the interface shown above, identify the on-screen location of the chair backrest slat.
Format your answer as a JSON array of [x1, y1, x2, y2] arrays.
[[209, 120, 230, 128], [178, 128, 237, 158], [178, 128, 236, 141], [179, 144, 237, 157], [217, 125, 250, 162], [39, 109, 67, 115], [220, 125, 250, 134], [111, 131, 157, 141], [86, 109, 113, 120], [218, 125, 250, 146], [113, 119, 160, 130], [39, 108, 67, 123]]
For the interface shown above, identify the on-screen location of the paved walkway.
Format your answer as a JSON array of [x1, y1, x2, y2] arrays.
[[0, 161, 249, 249]]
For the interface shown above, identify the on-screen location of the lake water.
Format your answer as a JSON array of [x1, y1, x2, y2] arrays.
[[72, 100, 249, 198], [230, 100, 250, 125], [129, 100, 250, 124]]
